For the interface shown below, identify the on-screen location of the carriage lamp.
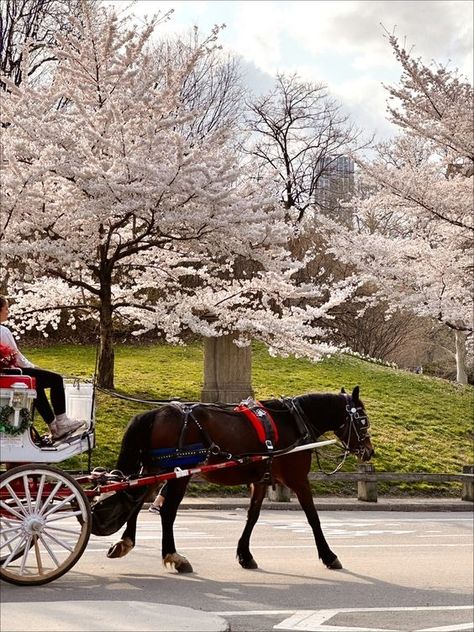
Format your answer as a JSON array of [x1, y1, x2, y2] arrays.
[[9, 382, 29, 428]]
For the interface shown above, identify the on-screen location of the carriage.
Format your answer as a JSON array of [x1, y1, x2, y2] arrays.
[[0, 372, 373, 587]]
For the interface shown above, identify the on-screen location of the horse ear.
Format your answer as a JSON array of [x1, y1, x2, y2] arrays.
[[352, 386, 360, 403], [340, 387, 346, 394]]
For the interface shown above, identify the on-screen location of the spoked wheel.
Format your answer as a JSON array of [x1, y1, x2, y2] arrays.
[[0, 464, 91, 585]]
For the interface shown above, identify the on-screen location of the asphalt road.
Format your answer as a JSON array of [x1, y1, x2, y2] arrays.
[[1, 508, 473, 632]]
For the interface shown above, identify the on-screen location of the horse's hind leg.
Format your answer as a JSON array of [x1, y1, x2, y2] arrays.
[[237, 482, 267, 569], [292, 479, 342, 569], [161, 477, 193, 573], [107, 504, 141, 559]]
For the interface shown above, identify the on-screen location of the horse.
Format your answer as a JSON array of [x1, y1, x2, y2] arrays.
[[106, 386, 374, 573]]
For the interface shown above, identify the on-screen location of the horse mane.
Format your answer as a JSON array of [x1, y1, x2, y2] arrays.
[[298, 392, 344, 404]]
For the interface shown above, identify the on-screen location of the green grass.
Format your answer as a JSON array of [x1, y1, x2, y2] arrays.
[[22, 341, 474, 496]]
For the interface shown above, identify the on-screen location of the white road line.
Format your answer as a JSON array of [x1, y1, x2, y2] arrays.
[[84, 542, 473, 552], [213, 605, 474, 616], [209, 606, 474, 632], [270, 606, 474, 632], [420, 624, 474, 631], [142, 517, 474, 524], [417, 534, 473, 538]]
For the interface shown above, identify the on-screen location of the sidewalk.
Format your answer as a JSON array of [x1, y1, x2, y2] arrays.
[[147, 495, 474, 512]]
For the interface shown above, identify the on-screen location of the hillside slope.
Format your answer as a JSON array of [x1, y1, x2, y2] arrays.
[[25, 342, 473, 494]]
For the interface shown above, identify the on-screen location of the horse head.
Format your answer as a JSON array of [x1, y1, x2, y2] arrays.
[[335, 386, 374, 462]]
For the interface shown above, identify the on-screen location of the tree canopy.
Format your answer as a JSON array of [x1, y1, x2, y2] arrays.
[[320, 36, 474, 383], [1, 3, 357, 386]]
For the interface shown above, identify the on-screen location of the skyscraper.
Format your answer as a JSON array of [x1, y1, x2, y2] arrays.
[[315, 155, 355, 219]]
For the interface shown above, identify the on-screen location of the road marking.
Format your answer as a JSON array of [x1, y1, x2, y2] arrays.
[[84, 542, 472, 553], [210, 605, 474, 632], [270, 606, 474, 632], [420, 625, 474, 631]]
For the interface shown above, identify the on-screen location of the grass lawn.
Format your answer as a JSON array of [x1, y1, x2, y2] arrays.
[[22, 341, 474, 496]]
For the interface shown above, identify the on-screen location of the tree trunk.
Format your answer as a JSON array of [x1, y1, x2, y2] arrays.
[[201, 335, 253, 403], [454, 330, 468, 385], [97, 282, 115, 389], [201, 335, 291, 501]]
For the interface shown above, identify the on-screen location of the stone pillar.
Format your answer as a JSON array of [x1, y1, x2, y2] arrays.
[[462, 465, 474, 502], [267, 484, 292, 502], [201, 335, 254, 403], [357, 463, 378, 502]]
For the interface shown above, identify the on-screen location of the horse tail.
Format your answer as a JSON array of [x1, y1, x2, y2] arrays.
[[116, 409, 157, 476]]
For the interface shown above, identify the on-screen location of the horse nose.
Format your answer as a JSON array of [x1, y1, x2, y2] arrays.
[[363, 446, 374, 461]]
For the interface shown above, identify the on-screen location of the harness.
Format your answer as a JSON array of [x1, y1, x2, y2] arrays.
[[148, 394, 370, 475], [234, 397, 279, 451], [281, 397, 312, 442], [148, 398, 307, 472], [149, 402, 230, 469]]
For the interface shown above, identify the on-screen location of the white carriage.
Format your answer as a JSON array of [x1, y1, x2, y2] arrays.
[[0, 373, 96, 585], [0, 375, 96, 462]]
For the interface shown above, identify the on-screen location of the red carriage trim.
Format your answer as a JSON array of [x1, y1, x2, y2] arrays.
[[0, 375, 36, 389], [234, 401, 279, 447]]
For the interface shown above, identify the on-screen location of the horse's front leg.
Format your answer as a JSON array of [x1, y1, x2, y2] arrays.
[[293, 479, 342, 569], [161, 477, 193, 573], [237, 482, 267, 569]]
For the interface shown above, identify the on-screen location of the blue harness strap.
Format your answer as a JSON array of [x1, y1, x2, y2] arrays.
[[149, 442, 208, 468]]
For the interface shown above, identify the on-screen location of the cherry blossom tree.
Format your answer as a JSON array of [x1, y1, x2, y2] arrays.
[[0, 0, 94, 89], [1, 3, 355, 388], [320, 36, 473, 383]]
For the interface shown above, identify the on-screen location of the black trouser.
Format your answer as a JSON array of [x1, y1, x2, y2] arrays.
[[20, 367, 66, 425]]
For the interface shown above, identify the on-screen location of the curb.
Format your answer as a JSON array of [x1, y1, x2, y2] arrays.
[[145, 497, 473, 512]]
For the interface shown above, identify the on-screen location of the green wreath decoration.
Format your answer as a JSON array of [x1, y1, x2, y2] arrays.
[[0, 406, 32, 436]]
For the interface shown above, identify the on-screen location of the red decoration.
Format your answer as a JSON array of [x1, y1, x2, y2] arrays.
[[0, 344, 17, 369], [234, 401, 279, 445]]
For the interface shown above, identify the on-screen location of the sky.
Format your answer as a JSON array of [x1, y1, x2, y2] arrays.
[[108, 1, 474, 140]]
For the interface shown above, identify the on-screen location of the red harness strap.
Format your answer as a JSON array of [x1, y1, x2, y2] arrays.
[[234, 400, 279, 448]]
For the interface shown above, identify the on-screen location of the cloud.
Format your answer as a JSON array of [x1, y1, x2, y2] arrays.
[[332, 76, 396, 139], [106, 1, 473, 137]]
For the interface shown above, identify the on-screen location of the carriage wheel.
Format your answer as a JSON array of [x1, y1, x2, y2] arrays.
[[0, 464, 91, 586]]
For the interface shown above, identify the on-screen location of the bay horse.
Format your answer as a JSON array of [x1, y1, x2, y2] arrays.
[[106, 386, 373, 573]]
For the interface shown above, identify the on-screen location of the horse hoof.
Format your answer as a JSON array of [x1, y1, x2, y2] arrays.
[[163, 553, 193, 573], [238, 556, 258, 570], [176, 559, 193, 573], [326, 556, 343, 570], [107, 537, 134, 559]]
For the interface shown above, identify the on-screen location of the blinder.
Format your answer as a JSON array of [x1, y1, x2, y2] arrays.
[[337, 397, 371, 455]]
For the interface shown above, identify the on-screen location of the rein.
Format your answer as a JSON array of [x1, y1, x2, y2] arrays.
[[284, 395, 350, 476], [281, 394, 371, 476], [315, 443, 350, 476]]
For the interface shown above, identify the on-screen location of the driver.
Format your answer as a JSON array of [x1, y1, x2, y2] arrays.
[[0, 295, 85, 440]]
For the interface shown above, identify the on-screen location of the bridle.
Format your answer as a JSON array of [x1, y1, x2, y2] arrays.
[[315, 395, 371, 475], [337, 396, 371, 457], [279, 394, 372, 474]]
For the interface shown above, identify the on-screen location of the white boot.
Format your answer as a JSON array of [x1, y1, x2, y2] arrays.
[[50, 413, 85, 440]]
